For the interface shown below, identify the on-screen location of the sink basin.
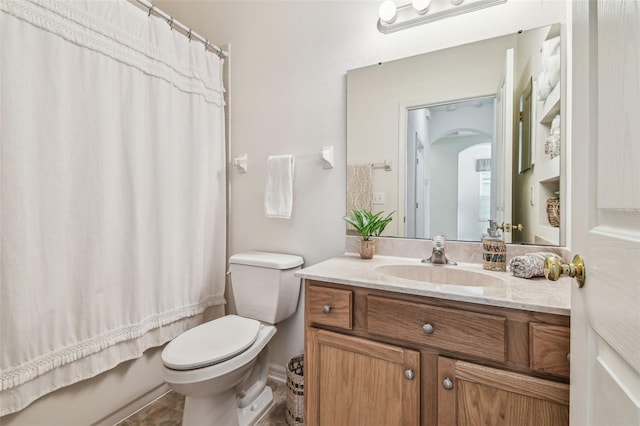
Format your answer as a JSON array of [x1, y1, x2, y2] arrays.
[[375, 264, 506, 288]]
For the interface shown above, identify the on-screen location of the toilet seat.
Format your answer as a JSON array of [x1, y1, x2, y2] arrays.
[[162, 315, 261, 370]]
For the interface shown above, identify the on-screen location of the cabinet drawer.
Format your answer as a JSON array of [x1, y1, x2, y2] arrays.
[[307, 285, 352, 329], [367, 295, 506, 363], [530, 323, 570, 378]]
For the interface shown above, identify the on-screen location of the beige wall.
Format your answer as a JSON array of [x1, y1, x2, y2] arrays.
[[2, 1, 567, 424]]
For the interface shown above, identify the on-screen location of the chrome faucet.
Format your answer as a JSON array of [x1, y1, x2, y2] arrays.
[[422, 234, 457, 265]]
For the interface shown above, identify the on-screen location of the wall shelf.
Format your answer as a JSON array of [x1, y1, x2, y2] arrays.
[[539, 84, 561, 124], [535, 225, 560, 246], [537, 155, 560, 183]]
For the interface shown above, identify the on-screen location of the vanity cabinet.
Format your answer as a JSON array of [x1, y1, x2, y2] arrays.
[[304, 280, 570, 426], [306, 328, 420, 426], [437, 357, 569, 425]]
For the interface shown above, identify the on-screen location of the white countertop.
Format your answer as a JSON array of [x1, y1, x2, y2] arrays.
[[296, 254, 571, 316]]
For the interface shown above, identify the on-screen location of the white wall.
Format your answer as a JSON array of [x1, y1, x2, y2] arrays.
[[156, 0, 566, 381], [1, 1, 567, 424]]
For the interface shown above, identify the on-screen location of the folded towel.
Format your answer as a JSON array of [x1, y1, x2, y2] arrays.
[[537, 70, 552, 101], [265, 155, 294, 219], [508, 252, 561, 279], [546, 54, 561, 88], [346, 164, 373, 212], [542, 36, 560, 58]]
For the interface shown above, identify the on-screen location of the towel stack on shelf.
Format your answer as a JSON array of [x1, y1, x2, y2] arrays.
[[537, 36, 561, 102]]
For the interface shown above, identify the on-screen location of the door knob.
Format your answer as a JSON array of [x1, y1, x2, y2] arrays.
[[322, 305, 331, 314], [544, 254, 586, 288], [497, 223, 524, 233], [404, 369, 415, 380], [442, 377, 454, 390]]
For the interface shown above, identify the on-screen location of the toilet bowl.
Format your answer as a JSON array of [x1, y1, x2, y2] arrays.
[[161, 252, 303, 426]]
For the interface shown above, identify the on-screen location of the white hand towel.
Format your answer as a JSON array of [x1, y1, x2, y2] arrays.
[[265, 155, 294, 219]]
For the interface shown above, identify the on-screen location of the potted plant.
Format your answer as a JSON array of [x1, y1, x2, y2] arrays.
[[343, 209, 394, 259]]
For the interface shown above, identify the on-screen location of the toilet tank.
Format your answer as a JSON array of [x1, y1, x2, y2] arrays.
[[229, 251, 304, 324]]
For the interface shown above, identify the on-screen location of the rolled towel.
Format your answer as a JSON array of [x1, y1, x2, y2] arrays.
[[508, 252, 561, 279]]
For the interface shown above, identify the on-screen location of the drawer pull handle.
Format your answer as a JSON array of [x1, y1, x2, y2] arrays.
[[322, 305, 331, 314], [422, 323, 434, 334], [404, 369, 415, 380], [442, 378, 454, 390]]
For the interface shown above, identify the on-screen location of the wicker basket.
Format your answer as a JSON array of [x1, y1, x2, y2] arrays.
[[482, 238, 506, 271], [546, 198, 560, 227], [286, 354, 304, 426]]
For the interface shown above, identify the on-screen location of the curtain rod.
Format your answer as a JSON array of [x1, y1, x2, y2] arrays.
[[130, 0, 228, 58]]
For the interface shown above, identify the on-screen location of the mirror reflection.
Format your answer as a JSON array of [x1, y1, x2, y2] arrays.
[[346, 24, 563, 245]]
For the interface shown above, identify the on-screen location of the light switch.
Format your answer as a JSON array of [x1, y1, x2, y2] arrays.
[[530, 185, 535, 206], [372, 192, 385, 205]]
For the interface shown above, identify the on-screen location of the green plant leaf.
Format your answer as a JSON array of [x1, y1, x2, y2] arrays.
[[343, 209, 394, 240]]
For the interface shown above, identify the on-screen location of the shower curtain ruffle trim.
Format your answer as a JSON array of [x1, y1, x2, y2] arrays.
[[1, 0, 225, 106], [0, 295, 225, 391]]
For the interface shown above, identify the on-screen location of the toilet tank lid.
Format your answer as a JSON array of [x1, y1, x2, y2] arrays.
[[229, 251, 304, 269]]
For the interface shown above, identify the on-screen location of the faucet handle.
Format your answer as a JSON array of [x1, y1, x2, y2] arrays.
[[433, 234, 446, 248]]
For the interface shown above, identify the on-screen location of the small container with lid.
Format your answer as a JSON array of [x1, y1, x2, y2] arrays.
[[482, 221, 506, 271]]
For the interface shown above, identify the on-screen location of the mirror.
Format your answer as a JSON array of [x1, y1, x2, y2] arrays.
[[346, 24, 563, 245]]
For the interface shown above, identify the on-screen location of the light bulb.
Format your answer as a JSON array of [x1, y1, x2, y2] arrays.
[[379, 0, 397, 24], [412, 0, 431, 15]]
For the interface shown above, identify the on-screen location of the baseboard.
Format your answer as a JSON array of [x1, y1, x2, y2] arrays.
[[94, 383, 171, 426], [98, 364, 285, 425], [268, 363, 286, 383]]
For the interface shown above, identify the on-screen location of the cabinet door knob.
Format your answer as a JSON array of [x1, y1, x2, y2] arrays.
[[404, 369, 415, 380], [322, 305, 331, 314], [442, 377, 454, 390], [422, 323, 434, 335]]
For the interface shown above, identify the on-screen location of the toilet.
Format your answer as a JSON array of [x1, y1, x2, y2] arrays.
[[161, 251, 304, 426]]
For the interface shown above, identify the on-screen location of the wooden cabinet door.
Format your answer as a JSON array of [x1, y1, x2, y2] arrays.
[[306, 328, 420, 426], [437, 357, 569, 426]]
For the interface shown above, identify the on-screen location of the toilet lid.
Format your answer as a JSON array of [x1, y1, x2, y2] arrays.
[[162, 315, 261, 370]]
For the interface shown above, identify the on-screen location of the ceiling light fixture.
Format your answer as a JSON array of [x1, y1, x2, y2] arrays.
[[377, 0, 507, 34]]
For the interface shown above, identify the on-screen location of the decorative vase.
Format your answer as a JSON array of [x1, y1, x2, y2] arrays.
[[546, 198, 560, 227], [358, 240, 376, 259]]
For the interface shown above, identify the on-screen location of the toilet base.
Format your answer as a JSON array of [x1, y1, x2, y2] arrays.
[[238, 385, 274, 426]]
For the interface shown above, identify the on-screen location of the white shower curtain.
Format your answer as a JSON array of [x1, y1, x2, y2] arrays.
[[0, 0, 227, 415]]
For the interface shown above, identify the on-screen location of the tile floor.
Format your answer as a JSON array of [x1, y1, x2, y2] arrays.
[[118, 379, 288, 426]]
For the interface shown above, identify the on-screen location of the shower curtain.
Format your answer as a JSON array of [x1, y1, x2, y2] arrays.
[[0, 0, 226, 415]]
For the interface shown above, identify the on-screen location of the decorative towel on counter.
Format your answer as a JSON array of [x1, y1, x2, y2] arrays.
[[508, 252, 561, 279], [265, 155, 294, 219]]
